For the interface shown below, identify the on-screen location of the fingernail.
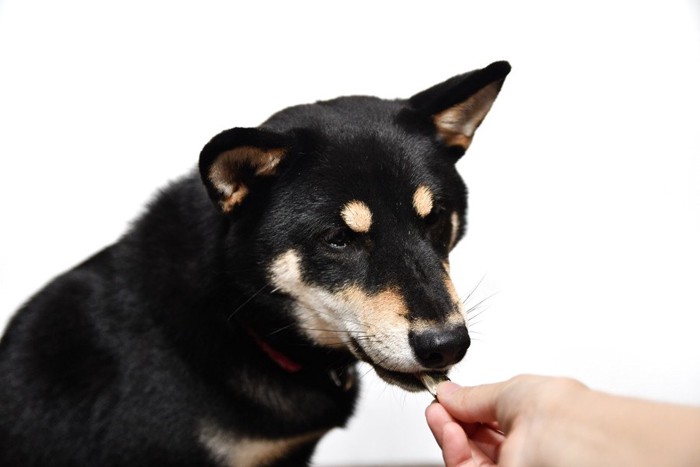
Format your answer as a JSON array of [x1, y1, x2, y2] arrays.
[[437, 381, 461, 398]]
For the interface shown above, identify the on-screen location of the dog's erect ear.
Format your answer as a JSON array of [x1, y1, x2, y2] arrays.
[[199, 127, 293, 213], [408, 61, 511, 153]]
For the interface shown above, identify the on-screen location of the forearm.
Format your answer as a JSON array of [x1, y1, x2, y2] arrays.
[[543, 387, 700, 467]]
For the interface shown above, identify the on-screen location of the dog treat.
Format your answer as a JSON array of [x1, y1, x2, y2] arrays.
[[418, 372, 450, 397]]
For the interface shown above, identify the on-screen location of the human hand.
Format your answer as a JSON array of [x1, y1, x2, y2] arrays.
[[425, 375, 588, 467]]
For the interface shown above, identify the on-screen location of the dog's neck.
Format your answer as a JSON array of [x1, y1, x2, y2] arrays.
[[243, 324, 302, 373], [241, 321, 357, 392]]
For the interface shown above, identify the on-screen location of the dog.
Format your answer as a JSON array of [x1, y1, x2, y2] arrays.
[[0, 61, 510, 466]]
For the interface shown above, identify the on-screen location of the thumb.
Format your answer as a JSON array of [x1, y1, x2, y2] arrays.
[[436, 381, 506, 426]]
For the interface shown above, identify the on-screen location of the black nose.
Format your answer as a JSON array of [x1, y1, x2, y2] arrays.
[[409, 326, 470, 369]]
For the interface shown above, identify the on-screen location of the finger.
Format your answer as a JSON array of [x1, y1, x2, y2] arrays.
[[427, 404, 480, 467], [466, 423, 505, 462], [484, 421, 503, 434], [441, 421, 476, 467], [428, 402, 504, 462], [436, 381, 508, 425], [425, 402, 451, 447], [467, 437, 499, 467], [495, 427, 528, 467]]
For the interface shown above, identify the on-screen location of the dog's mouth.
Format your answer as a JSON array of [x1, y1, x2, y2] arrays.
[[349, 336, 449, 393], [373, 367, 449, 393]]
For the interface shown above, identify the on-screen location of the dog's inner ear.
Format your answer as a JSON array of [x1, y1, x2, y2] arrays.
[[199, 128, 290, 213], [208, 146, 285, 213], [409, 61, 511, 152], [433, 82, 501, 150]]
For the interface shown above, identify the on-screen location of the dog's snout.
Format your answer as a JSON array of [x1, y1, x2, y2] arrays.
[[409, 326, 470, 369]]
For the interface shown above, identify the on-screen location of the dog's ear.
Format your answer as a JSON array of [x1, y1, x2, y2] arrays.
[[199, 127, 293, 213], [408, 61, 511, 153]]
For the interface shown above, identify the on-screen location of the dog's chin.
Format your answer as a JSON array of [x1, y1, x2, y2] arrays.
[[372, 366, 433, 392]]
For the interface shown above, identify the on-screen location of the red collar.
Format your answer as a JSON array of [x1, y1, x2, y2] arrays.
[[244, 325, 302, 373]]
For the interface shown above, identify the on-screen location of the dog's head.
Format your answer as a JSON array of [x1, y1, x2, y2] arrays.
[[199, 62, 510, 391]]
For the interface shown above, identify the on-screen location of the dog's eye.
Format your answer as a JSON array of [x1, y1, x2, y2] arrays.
[[324, 228, 351, 249], [424, 206, 452, 254], [424, 205, 446, 227]]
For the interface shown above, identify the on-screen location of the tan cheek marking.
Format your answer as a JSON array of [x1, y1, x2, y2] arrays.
[[268, 250, 415, 366], [340, 200, 373, 233], [339, 287, 410, 341], [341, 287, 414, 369], [342, 286, 410, 327], [269, 249, 303, 289], [413, 185, 434, 218], [199, 421, 325, 467], [268, 250, 351, 348]]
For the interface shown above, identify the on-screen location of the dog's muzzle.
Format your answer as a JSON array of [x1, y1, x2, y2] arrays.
[[408, 325, 470, 369], [350, 323, 470, 393]]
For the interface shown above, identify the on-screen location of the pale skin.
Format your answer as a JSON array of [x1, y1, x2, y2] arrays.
[[425, 374, 700, 467]]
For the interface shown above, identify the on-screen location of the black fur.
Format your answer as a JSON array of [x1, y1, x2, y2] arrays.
[[0, 62, 510, 466]]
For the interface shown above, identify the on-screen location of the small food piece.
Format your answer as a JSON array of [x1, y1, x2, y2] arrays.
[[417, 372, 450, 397]]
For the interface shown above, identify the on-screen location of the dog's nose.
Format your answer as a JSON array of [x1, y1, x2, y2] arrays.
[[409, 326, 470, 369]]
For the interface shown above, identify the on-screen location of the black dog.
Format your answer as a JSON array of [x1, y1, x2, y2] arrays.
[[0, 61, 510, 466]]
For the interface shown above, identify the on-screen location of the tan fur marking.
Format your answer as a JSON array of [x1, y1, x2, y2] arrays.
[[434, 102, 475, 149], [341, 286, 413, 372], [444, 274, 461, 307], [342, 286, 410, 323], [199, 421, 324, 467], [434, 125, 473, 150], [449, 211, 460, 250], [411, 313, 466, 335], [208, 146, 285, 213], [413, 185, 434, 218], [218, 183, 248, 213], [433, 82, 500, 150], [270, 250, 466, 373], [268, 248, 467, 372], [268, 250, 351, 349], [268, 250, 417, 371], [340, 200, 373, 233], [410, 274, 464, 335]]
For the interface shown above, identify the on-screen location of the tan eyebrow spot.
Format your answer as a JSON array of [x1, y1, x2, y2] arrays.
[[340, 200, 373, 233], [413, 185, 434, 218]]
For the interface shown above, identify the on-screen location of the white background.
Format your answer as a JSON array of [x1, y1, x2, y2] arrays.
[[1, 1, 699, 465]]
